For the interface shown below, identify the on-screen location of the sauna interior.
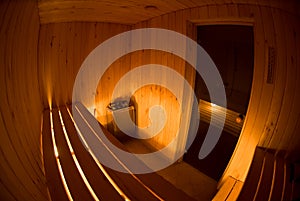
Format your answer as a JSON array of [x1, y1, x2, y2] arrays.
[[1, 0, 300, 201]]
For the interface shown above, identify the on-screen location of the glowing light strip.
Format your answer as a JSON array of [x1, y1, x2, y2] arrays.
[[66, 107, 130, 201], [49, 110, 73, 201], [58, 110, 100, 201], [281, 163, 287, 201], [74, 105, 164, 201]]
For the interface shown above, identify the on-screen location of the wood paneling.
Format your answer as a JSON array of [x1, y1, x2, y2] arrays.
[[38, 22, 131, 108], [0, 1, 48, 201], [212, 176, 243, 201], [95, 50, 184, 155], [37, 0, 299, 25], [2, 1, 300, 200], [132, 0, 300, 193], [69, 103, 197, 201]]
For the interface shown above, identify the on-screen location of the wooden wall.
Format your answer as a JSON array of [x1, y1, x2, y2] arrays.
[[38, 1, 300, 185], [1, 0, 299, 200], [0, 1, 49, 201], [38, 22, 131, 108], [95, 50, 184, 152], [132, 1, 300, 187], [38, 20, 188, 157]]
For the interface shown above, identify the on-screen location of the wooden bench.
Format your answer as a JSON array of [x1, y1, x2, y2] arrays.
[[212, 176, 243, 201], [213, 147, 296, 201], [237, 147, 294, 201], [43, 104, 196, 201]]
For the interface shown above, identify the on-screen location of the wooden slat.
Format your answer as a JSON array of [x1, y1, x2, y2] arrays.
[[0, 1, 48, 201], [272, 7, 300, 155], [51, 108, 94, 201], [256, 5, 280, 149], [59, 106, 124, 201], [72, 103, 160, 201], [42, 110, 69, 201], [212, 176, 236, 201], [226, 180, 243, 201], [253, 152, 275, 201], [282, 162, 293, 201], [269, 157, 285, 201], [74, 103, 196, 201]]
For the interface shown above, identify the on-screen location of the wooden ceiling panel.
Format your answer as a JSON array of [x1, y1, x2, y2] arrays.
[[38, 0, 299, 25], [38, 0, 198, 24]]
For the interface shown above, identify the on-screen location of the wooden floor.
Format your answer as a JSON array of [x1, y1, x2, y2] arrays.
[[42, 103, 196, 201]]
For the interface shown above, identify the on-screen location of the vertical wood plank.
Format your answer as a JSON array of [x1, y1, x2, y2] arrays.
[[0, 1, 48, 200]]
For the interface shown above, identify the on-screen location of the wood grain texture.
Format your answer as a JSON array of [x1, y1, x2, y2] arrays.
[[212, 176, 237, 200], [42, 110, 69, 201], [39, 0, 300, 185], [132, 0, 300, 191], [0, 1, 48, 201], [95, 49, 185, 157], [1, 1, 300, 200], [38, 22, 131, 108], [37, 0, 299, 24]]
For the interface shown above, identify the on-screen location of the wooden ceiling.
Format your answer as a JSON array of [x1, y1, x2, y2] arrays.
[[38, 0, 201, 24], [38, 0, 300, 24], [38, 0, 300, 25]]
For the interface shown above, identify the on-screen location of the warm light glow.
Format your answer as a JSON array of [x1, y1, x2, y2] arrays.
[[235, 114, 244, 124], [56, 158, 73, 201], [73, 105, 163, 201], [50, 111, 59, 158], [211, 103, 217, 107], [48, 91, 52, 110], [58, 110, 100, 201], [49, 110, 73, 201], [66, 107, 131, 201]]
